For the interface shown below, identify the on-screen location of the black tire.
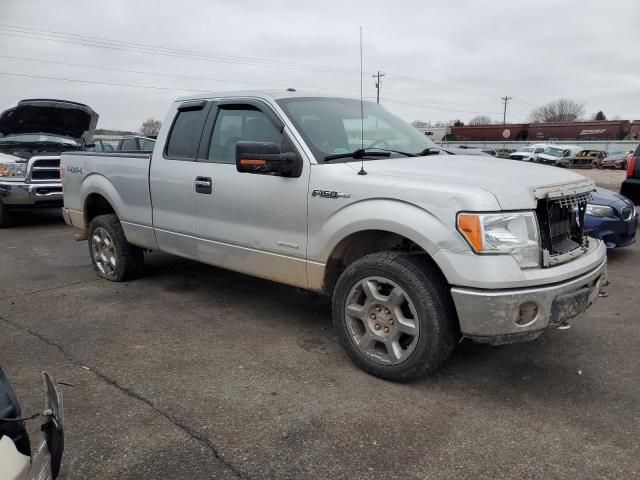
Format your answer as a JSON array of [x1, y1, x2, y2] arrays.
[[87, 214, 144, 281], [332, 252, 458, 382], [0, 201, 12, 228]]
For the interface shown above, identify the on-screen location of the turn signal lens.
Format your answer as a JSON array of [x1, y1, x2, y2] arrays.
[[457, 214, 484, 252], [240, 159, 266, 166]]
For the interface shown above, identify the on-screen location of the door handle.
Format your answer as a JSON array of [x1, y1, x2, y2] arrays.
[[195, 176, 212, 194]]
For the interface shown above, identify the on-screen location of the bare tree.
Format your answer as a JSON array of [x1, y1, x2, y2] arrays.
[[139, 118, 162, 136], [529, 98, 585, 123], [468, 115, 492, 125], [411, 120, 430, 128]]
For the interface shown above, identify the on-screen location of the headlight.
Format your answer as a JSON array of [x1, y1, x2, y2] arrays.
[[0, 162, 27, 178], [457, 211, 540, 268], [585, 204, 614, 217]]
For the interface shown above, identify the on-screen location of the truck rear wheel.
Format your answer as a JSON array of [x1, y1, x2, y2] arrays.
[[0, 201, 12, 228], [332, 252, 457, 382], [88, 214, 144, 281]]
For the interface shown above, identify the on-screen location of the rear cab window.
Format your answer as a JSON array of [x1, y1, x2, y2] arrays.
[[165, 101, 208, 160]]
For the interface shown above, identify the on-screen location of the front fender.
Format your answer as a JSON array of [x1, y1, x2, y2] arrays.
[[308, 198, 468, 264]]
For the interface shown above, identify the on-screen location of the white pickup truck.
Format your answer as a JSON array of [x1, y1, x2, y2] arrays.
[[61, 91, 607, 381], [0, 99, 98, 227]]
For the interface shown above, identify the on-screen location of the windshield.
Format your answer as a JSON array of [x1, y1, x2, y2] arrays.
[[521, 147, 534, 153], [277, 97, 436, 162], [606, 151, 625, 157], [0, 133, 78, 145], [544, 147, 565, 157]]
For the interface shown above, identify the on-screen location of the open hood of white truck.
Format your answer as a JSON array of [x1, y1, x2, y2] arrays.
[[356, 154, 594, 210], [0, 99, 99, 144]]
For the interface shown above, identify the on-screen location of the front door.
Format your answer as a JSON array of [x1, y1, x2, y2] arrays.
[[193, 102, 310, 288]]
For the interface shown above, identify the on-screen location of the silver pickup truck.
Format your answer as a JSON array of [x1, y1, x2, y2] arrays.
[[0, 99, 98, 227], [61, 91, 607, 381]]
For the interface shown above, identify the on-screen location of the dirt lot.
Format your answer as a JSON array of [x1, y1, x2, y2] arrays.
[[1, 169, 638, 479]]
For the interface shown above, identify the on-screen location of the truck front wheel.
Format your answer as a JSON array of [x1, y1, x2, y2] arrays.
[[332, 252, 457, 382], [88, 214, 144, 281]]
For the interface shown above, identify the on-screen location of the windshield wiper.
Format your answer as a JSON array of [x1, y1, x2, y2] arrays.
[[324, 148, 392, 162], [416, 147, 445, 156], [324, 147, 426, 162]]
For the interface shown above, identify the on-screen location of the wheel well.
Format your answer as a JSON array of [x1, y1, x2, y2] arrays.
[[84, 193, 115, 227], [322, 230, 447, 295]]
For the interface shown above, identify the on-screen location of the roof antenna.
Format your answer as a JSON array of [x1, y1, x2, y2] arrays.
[[358, 26, 367, 176]]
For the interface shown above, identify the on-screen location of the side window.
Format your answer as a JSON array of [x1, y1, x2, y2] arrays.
[[140, 138, 155, 151], [121, 138, 137, 150], [166, 107, 206, 160], [208, 107, 283, 164]]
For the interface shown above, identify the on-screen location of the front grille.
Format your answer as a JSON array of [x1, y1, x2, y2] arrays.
[[511, 155, 524, 160], [554, 191, 591, 208], [30, 158, 60, 182], [621, 206, 634, 221], [537, 192, 591, 266]]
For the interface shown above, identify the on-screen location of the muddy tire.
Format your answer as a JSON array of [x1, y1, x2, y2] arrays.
[[0, 202, 12, 228], [332, 252, 457, 382], [88, 214, 144, 281]]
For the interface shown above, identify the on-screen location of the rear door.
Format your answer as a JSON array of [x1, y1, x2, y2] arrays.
[[149, 100, 209, 259], [192, 99, 310, 288]]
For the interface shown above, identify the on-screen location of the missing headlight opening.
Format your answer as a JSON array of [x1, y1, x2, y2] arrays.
[[537, 192, 591, 266]]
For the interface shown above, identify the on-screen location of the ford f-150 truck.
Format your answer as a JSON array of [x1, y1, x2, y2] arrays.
[[0, 99, 98, 227], [61, 91, 607, 381]]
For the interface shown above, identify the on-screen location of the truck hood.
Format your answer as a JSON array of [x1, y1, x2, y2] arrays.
[[358, 155, 594, 209], [0, 99, 98, 144], [0, 151, 22, 163]]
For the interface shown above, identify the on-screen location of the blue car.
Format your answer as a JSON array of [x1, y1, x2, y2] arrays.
[[583, 188, 638, 248]]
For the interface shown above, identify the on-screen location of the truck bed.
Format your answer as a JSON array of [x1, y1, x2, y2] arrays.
[[61, 152, 154, 242]]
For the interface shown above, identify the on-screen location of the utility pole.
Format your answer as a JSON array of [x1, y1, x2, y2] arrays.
[[501, 95, 512, 124], [372, 71, 385, 103]]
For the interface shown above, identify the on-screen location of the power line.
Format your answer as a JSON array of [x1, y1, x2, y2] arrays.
[[0, 25, 365, 76], [0, 71, 503, 117], [0, 24, 538, 104], [0, 71, 210, 93], [1, 55, 507, 112], [382, 98, 502, 115], [0, 55, 360, 93]]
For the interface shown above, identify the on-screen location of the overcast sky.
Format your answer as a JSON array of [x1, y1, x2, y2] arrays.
[[1, 0, 638, 131]]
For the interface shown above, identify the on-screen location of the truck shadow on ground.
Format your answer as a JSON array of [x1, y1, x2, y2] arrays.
[[4, 208, 65, 228], [140, 251, 624, 396]]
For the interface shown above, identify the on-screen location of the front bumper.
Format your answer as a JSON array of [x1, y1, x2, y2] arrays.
[[0, 180, 63, 206], [451, 256, 607, 342]]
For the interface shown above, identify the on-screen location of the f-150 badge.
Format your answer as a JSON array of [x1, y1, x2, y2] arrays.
[[311, 189, 350, 199]]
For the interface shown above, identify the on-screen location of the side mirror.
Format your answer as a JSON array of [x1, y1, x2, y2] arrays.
[[236, 141, 302, 177]]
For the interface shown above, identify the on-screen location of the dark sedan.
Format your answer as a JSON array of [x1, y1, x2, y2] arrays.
[[599, 151, 629, 169], [583, 188, 638, 248]]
